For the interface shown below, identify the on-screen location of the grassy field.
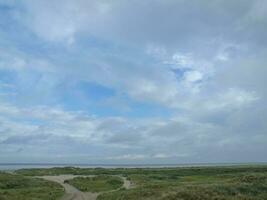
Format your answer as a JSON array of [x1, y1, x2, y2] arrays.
[[65, 175, 123, 192], [98, 172, 267, 200], [0, 172, 64, 200], [12, 165, 267, 199]]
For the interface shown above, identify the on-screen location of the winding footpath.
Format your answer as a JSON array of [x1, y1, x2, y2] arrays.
[[39, 175, 131, 200]]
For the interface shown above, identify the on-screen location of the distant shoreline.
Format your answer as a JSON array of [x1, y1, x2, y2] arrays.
[[1, 162, 267, 170]]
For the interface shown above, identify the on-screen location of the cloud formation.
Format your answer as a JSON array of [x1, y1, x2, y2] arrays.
[[0, 0, 266, 164]]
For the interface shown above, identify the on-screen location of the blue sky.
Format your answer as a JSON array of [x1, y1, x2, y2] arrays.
[[0, 0, 267, 164]]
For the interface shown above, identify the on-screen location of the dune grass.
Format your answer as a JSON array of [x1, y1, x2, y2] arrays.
[[98, 170, 267, 200], [15, 165, 267, 200], [0, 172, 64, 200], [65, 175, 123, 192]]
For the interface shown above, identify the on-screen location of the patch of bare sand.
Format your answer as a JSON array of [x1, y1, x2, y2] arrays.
[[120, 176, 132, 189]]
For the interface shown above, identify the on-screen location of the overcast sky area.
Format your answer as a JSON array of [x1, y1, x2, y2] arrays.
[[0, 0, 266, 164]]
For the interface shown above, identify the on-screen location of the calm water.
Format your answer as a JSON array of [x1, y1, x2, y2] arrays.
[[1, 163, 265, 171]]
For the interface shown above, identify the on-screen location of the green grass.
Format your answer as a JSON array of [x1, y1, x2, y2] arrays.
[[65, 175, 123, 192], [98, 171, 267, 200], [0, 172, 64, 200], [14, 165, 267, 200]]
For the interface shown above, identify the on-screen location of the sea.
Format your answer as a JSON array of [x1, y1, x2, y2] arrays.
[[1, 162, 266, 171]]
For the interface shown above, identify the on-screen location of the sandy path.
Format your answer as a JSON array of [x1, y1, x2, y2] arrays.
[[38, 175, 131, 200], [39, 175, 98, 200], [121, 176, 131, 189]]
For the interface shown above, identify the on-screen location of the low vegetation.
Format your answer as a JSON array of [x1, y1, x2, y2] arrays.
[[98, 168, 267, 200], [0, 172, 64, 200], [65, 175, 123, 192], [16, 165, 267, 177], [12, 165, 267, 200]]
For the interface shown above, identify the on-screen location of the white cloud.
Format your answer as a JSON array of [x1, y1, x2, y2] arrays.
[[183, 71, 203, 83], [170, 53, 194, 68], [205, 88, 259, 111], [106, 154, 147, 160], [2, 0, 263, 110], [0, 51, 26, 71], [19, 0, 112, 43], [0, 0, 267, 163], [216, 53, 229, 61], [0, 98, 266, 163]]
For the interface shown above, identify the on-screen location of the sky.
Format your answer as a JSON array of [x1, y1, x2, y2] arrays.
[[0, 0, 266, 164]]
